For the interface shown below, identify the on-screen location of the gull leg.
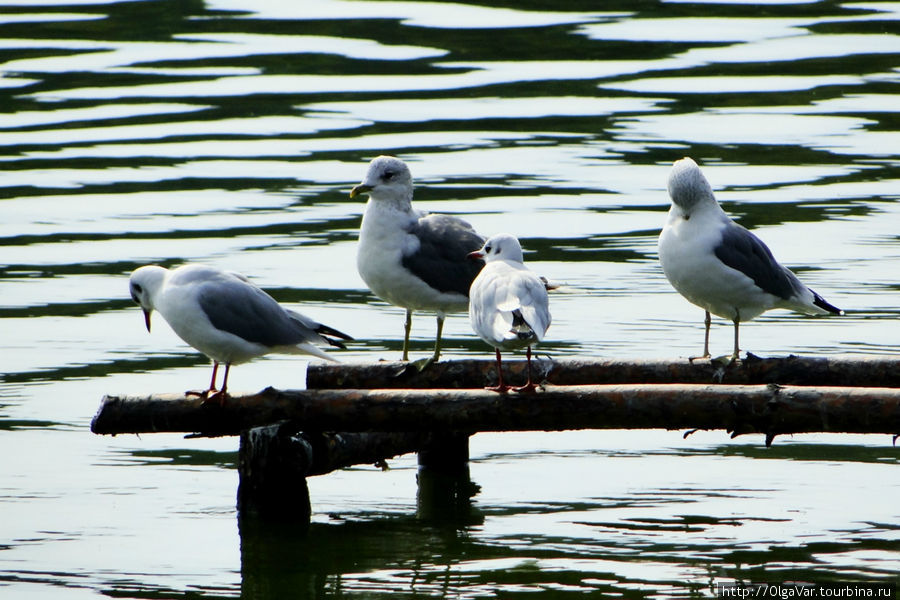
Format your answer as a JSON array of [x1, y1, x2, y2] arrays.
[[712, 312, 741, 367], [432, 314, 444, 363], [512, 346, 537, 393], [689, 311, 712, 362], [208, 361, 219, 394], [412, 314, 443, 371], [205, 363, 231, 406], [730, 315, 741, 362], [486, 348, 509, 393], [187, 361, 219, 399], [704, 310, 712, 357], [401, 309, 413, 362]]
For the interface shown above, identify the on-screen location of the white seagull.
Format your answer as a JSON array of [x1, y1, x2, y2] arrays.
[[468, 233, 551, 393], [351, 155, 485, 367], [658, 157, 842, 361], [129, 264, 352, 402]]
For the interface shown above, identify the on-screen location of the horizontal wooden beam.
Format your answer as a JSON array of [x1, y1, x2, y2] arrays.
[[91, 383, 900, 443], [306, 355, 900, 389]]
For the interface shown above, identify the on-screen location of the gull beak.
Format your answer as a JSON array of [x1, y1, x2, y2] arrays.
[[349, 183, 373, 199], [142, 308, 152, 332], [467, 250, 484, 260]]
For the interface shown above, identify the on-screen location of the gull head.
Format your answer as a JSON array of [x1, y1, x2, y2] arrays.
[[468, 233, 525, 264], [129, 265, 167, 332], [667, 157, 717, 213], [350, 155, 414, 207]]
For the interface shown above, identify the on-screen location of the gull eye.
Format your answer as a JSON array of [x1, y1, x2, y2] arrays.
[[383, 170, 395, 181], [130, 283, 143, 303], [484, 245, 492, 254]]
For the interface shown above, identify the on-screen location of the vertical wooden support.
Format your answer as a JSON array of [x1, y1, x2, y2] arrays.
[[238, 423, 441, 522], [237, 422, 312, 524], [417, 431, 470, 472], [416, 432, 480, 523]]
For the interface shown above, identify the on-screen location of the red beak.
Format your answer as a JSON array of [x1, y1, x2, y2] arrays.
[[143, 309, 152, 332], [467, 250, 484, 260]]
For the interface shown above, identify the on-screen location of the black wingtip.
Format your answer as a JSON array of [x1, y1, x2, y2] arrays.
[[316, 323, 354, 348], [812, 291, 843, 315]]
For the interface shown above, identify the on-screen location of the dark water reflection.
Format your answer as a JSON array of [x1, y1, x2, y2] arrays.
[[1, 0, 899, 597]]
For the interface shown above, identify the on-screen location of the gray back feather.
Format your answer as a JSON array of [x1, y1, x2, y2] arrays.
[[714, 221, 806, 301], [197, 280, 321, 347], [402, 214, 485, 297]]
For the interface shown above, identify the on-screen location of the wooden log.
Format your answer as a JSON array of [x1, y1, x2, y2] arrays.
[[306, 355, 900, 389], [91, 384, 900, 442]]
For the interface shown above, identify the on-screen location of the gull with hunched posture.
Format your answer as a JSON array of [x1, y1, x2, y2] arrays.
[[351, 155, 485, 368], [468, 233, 551, 393], [658, 157, 842, 361], [129, 263, 352, 402]]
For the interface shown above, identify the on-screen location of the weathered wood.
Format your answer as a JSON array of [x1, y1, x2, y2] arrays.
[[92, 384, 900, 440], [237, 423, 433, 519], [237, 423, 312, 520], [415, 432, 479, 523], [307, 355, 900, 389], [417, 431, 470, 473]]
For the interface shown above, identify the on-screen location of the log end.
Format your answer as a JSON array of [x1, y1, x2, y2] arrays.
[[91, 394, 122, 435]]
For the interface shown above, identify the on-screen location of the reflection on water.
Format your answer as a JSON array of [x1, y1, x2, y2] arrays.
[[0, 0, 898, 598]]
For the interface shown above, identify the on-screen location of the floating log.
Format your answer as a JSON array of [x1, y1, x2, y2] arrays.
[[306, 355, 900, 389], [91, 384, 900, 441]]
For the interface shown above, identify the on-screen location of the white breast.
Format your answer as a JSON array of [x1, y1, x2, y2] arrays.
[[357, 201, 469, 313], [658, 208, 775, 322]]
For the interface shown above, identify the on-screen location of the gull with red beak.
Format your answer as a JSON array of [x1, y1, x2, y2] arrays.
[[128, 263, 352, 402], [468, 233, 551, 393]]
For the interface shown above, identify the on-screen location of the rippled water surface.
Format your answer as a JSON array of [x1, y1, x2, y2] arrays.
[[1, 1, 899, 598]]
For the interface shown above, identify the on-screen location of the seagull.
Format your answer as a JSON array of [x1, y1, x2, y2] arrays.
[[468, 233, 551, 393], [128, 263, 352, 402], [351, 155, 485, 368], [658, 157, 842, 361]]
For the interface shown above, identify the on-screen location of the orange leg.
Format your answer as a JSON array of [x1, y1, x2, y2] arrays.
[[186, 361, 230, 405]]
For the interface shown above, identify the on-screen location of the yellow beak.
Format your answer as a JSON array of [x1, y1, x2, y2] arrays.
[[349, 184, 372, 199]]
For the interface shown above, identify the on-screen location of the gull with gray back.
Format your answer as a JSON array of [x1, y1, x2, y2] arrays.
[[129, 263, 352, 402], [658, 157, 842, 361], [351, 155, 485, 368]]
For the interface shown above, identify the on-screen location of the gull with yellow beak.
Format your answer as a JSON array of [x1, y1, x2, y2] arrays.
[[351, 155, 485, 368]]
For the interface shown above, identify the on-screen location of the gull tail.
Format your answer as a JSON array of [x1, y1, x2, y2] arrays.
[[293, 342, 341, 362], [812, 290, 843, 316], [506, 309, 537, 342]]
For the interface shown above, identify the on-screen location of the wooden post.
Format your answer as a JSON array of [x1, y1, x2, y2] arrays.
[[417, 431, 470, 472], [237, 422, 437, 521], [237, 423, 312, 522], [416, 431, 479, 523]]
